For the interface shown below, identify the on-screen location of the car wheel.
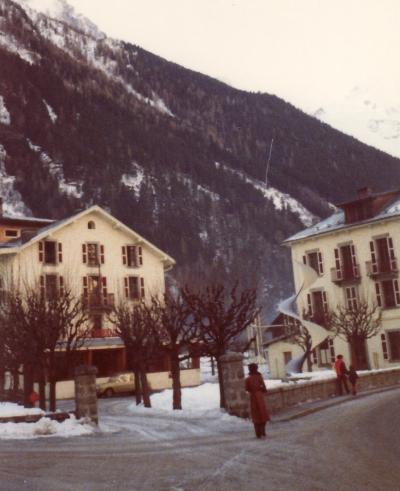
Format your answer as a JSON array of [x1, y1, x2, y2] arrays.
[[105, 388, 114, 398]]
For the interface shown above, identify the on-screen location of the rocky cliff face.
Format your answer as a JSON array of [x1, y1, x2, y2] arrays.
[[1, 0, 400, 319]]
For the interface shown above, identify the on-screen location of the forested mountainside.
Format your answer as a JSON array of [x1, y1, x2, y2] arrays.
[[1, 0, 400, 319]]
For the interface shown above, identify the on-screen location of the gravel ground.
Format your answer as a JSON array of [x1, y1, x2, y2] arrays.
[[0, 389, 399, 490]]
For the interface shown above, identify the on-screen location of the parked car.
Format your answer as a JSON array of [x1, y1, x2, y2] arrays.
[[96, 373, 135, 398]]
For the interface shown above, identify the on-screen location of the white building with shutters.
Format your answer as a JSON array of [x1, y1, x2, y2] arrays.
[[0, 204, 201, 397], [267, 187, 400, 378]]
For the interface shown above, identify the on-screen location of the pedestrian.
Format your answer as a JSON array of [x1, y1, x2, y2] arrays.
[[348, 365, 359, 395], [245, 363, 269, 439], [334, 354, 350, 395], [29, 390, 39, 408]]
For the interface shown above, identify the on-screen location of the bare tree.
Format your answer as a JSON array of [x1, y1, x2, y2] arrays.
[[0, 281, 90, 411], [110, 300, 158, 407], [286, 319, 313, 372], [183, 283, 258, 408], [327, 300, 381, 369], [149, 291, 198, 410]]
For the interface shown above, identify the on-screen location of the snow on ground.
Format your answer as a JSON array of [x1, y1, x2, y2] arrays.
[[0, 403, 95, 440]]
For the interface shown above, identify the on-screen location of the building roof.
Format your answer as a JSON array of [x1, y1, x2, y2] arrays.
[[0, 206, 176, 270], [284, 190, 400, 245]]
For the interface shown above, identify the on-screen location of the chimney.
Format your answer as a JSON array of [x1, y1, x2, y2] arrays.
[[357, 187, 372, 199]]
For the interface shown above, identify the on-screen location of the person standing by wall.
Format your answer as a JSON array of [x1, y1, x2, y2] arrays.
[[334, 354, 350, 395], [348, 365, 359, 395], [245, 363, 269, 438]]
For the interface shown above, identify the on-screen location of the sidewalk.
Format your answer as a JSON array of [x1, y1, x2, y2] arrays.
[[272, 383, 400, 422]]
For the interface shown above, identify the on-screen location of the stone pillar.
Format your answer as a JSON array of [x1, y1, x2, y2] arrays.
[[220, 352, 249, 418], [75, 365, 98, 424]]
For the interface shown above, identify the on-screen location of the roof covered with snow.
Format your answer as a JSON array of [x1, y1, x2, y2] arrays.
[[284, 195, 400, 244]]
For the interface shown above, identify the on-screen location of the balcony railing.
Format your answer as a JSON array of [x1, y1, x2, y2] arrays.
[[366, 260, 398, 279], [330, 266, 361, 285], [83, 293, 115, 310], [91, 328, 118, 338]]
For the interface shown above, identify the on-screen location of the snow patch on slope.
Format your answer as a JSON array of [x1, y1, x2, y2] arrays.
[[0, 145, 31, 216], [121, 163, 145, 197], [27, 140, 83, 198], [43, 100, 57, 123], [0, 96, 10, 125], [0, 30, 39, 65], [215, 162, 315, 226]]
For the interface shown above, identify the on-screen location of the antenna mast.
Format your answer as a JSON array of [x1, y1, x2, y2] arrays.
[[265, 138, 274, 187]]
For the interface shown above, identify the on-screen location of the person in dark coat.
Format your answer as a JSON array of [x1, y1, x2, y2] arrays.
[[348, 365, 359, 395], [334, 354, 350, 395], [245, 363, 269, 438]]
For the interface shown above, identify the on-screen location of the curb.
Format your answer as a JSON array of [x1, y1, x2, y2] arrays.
[[272, 384, 400, 423]]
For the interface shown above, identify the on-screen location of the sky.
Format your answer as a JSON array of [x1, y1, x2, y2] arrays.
[[60, 0, 399, 113]]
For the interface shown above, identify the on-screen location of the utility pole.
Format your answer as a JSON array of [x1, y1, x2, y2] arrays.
[[265, 138, 274, 188]]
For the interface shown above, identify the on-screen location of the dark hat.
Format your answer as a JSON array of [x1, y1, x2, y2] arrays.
[[248, 363, 258, 373]]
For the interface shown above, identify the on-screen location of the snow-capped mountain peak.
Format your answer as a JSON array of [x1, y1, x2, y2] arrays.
[[14, 0, 105, 39]]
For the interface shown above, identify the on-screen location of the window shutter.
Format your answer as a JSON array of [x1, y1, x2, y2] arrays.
[[83, 276, 88, 298], [381, 333, 388, 360], [138, 246, 143, 266], [302, 255, 307, 265], [312, 349, 318, 365], [122, 246, 127, 265], [40, 275, 45, 297], [350, 244, 358, 277], [140, 277, 145, 298], [322, 291, 328, 313], [102, 276, 107, 296], [124, 277, 129, 298], [393, 279, 400, 305], [329, 338, 335, 363], [317, 252, 324, 275], [100, 245, 105, 264], [307, 293, 313, 316], [388, 237, 397, 271], [59, 275, 64, 295], [334, 248, 342, 280], [82, 244, 87, 264], [375, 282, 382, 307], [370, 241, 377, 273], [38, 241, 44, 262], [58, 242, 63, 263]]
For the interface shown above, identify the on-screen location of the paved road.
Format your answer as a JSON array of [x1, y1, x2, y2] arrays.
[[0, 389, 399, 491]]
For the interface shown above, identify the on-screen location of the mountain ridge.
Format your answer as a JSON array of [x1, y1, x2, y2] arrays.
[[1, 0, 400, 319]]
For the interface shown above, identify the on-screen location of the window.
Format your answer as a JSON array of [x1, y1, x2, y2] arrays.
[[88, 221, 96, 229], [376, 280, 400, 308], [83, 243, 104, 266], [303, 251, 323, 275], [306, 290, 328, 325], [40, 274, 63, 299], [333, 244, 359, 281], [4, 229, 18, 238], [92, 314, 103, 330], [387, 331, 400, 361], [124, 276, 145, 300], [369, 237, 397, 274], [345, 286, 358, 310], [283, 352, 292, 365], [318, 337, 335, 366], [122, 245, 143, 267], [38, 240, 62, 264]]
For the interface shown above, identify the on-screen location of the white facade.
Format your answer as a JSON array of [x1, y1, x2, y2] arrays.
[[268, 189, 400, 378]]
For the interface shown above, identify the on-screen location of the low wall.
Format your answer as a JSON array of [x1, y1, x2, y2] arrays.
[[266, 368, 400, 415], [52, 368, 201, 399]]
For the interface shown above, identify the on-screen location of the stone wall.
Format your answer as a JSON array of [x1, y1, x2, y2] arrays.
[[266, 368, 400, 414]]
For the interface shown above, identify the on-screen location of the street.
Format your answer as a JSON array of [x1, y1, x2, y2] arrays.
[[0, 388, 399, 490]]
